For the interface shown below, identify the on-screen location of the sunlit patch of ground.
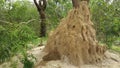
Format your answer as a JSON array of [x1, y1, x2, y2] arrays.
[[0, 46, 120, 68], [31, 46, 120, 68]]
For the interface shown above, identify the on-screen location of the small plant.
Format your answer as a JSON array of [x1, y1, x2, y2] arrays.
[[21, 51, 36, 68]]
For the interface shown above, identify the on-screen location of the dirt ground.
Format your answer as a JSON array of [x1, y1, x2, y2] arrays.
[[0, 46, 120, 68], [31, 46, 120, 68]]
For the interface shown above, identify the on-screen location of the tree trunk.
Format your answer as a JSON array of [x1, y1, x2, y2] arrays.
[[39, 10, 46, 37], [72, 0, 89, 8], [33, 0, 47, 37], [41, 1, 106, 67], [72, 0, 80, 8]]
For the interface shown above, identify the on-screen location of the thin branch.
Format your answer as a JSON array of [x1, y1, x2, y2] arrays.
[[39, 0, 42, 7], [0, 20, 11, 24], [43, 0, 47, 10], [33, 0, 41, 11], [39, 0, 47, 11]]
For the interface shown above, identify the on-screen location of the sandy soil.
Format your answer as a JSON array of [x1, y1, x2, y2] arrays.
[[0, 46, 120, 68], [31, 46, 120, 68]]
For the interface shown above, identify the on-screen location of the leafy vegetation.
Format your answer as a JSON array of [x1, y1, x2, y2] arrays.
[[0, 0, 120, 67], [46, 0, 72, 30], [112, 46, 120, 52], [0, 22, 37, 63], [21, 51, 36, 68], [90, 0, 120, 48]]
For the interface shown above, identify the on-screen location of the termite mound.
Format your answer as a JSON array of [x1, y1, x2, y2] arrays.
[[42, 1, 107, 67]]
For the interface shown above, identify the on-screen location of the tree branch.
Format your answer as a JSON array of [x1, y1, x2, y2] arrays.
[[43, 0, 47, 10], [33, 0, 41, 11]]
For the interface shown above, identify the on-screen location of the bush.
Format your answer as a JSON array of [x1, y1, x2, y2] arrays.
[[0, 22, 37, 63], [21, 52, 36, 68], [90, 0, 120, 48]]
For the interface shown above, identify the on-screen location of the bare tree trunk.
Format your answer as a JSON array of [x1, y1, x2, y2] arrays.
[[72, 0, 80, 8], [83, 0, 89, 3], [72, 0, 90, 8], [33, 0, 47, 37]]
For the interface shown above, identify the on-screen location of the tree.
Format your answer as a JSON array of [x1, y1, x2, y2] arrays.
[[90, 0, 120, 48], [35, 0, 107, 67], [0, 0, 38, 63], [33, 0, 47, 37], [72, 0, 80, 8], [72, 0, 89, 8]]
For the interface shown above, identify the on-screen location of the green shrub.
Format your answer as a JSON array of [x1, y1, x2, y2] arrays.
[[21, 52, 36, 68], [90, 0, 120, 48], [0, 22, 37, 63]]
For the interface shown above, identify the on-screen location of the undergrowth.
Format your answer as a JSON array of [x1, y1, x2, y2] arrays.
[[0, 22, 37, 63]]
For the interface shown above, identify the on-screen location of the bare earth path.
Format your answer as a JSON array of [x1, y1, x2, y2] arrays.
[[31, 46, 120, 68], [0, 46, 120, 68]]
